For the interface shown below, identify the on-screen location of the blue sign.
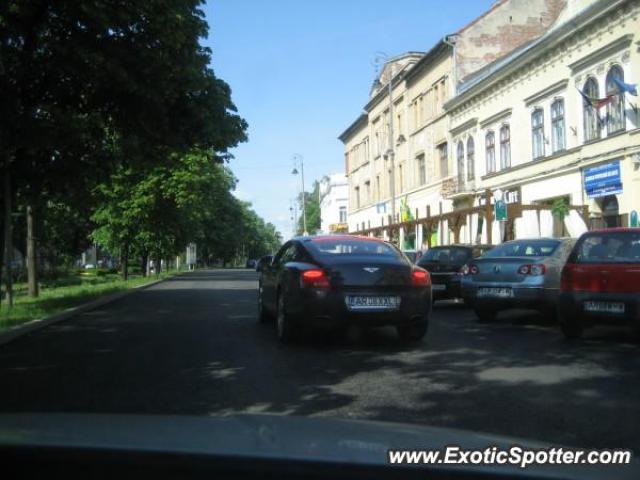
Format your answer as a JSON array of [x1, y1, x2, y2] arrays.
[[376, 202, 387, 214], [584, 161, 623, 199]]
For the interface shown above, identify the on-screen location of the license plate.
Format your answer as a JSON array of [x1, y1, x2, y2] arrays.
[[584, 301, 625, 314], [432, 284, 446, 291], [345, 295, 401, 311], [477, 287, 512, 298]]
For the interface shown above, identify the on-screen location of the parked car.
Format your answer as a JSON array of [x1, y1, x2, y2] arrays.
[[558, 228, 640, 339], [461, 237, 575, 322], [417, 244, 493, 301], [257, 235, 432, 343], [245, 259, 257, 269]]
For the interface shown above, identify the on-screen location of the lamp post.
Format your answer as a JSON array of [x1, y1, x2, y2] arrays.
[[292, 153, 307, 235], [373, 53, 396, 231]]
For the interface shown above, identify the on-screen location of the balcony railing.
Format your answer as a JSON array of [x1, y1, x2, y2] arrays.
[[443, 177, 477, 197]]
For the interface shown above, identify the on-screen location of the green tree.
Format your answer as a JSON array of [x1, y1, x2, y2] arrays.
[[297, 180, 321, 235]]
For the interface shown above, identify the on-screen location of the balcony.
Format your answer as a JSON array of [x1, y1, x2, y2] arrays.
[[443, 176, 477, 198]]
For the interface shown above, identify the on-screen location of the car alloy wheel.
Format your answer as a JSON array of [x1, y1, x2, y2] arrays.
[[276, 293, 296, 343], [257, 284, 269, 323], [397, 321, 428, 342]]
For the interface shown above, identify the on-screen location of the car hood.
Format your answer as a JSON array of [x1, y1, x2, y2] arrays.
[[0, 413, 635, 479]]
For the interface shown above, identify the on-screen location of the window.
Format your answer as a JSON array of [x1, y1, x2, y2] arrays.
[[364, 180, 371, 203], [499, 124, 510, 169], [484, 239, 560, 258], [606, 65, 625, 134], [354, 186, 360, 209], [417, 154, 426, 186], [485, 131, 495, 174], [339, 206, 347, 223], [344, 151, 350, 173], [582, 77, 600, 142], [466, 137, 475, 181], [531, 108, 545, 159], [306, 238, 402, 258], [375, 175, 381, 200], [456, 141, 465, 183], [438, 143, 448, 178], [398, 163, 404, 192], [551, 99, 565, 152]]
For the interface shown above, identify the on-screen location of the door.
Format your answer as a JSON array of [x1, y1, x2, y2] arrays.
[[263, 242, 296, 311]]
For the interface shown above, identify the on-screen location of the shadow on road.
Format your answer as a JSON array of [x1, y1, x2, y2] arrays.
[[0, 269, 638, 452]]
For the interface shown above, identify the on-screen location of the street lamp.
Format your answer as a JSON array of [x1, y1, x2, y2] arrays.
[[373, 52, 397, 228], [292, 153, 308, 235]]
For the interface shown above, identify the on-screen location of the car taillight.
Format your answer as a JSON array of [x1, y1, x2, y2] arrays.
[[411, 269, 431, 287], [301, 269, 330, 289], [460, 265, 468, 275], [465, 264, 479, 275], [517, 264, 546, 276]]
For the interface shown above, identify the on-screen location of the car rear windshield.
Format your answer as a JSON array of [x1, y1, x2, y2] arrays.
[[419, 247, 471, 264], [483, 240, 560, 258], [306, 238, 402, 258], [574, 231, 640, 263]]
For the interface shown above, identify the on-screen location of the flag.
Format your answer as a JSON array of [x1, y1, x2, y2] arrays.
[[577, 87, 613, 109], [612, 77, 638, 96]]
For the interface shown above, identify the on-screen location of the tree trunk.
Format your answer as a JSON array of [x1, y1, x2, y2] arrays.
[[26, 203, 39, 297], [3, 171, 14, 307], [155, 256, 162, 276], [121, 244, 129, 281], [141, 253, 148, 277]]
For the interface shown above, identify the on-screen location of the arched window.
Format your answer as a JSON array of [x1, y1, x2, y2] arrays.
[[467, 137, 475, 181], [499, 124, 510, 169], [551, 98, 565, 152], [531, 108, 545, 159], [485, 131, 495, 174], [583, 77, 600, 142], [606, 65, 625, 134], [457, 141, 465, 183]]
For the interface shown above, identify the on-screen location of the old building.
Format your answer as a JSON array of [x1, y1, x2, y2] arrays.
[[339, 0, 576, 247], [446, 0, 640, 244]]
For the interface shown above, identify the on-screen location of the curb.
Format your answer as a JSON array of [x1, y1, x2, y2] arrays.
[[0, 276, 171, 347]]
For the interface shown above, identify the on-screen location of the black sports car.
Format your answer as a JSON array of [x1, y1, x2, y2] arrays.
[[257, 235, 432, 343]]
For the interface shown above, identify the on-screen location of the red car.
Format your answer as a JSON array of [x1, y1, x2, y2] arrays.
[[558, 228, 640, 339]]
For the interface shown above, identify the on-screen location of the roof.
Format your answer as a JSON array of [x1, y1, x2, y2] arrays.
[[583, 228, 640, 234], [294, 235, 386, 243], [337, 113, 367, 143]]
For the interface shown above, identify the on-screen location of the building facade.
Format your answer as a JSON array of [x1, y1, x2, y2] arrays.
[[446, 0, 640, 243], [340, 0, 639, 247], [319, 173, 349, 234]]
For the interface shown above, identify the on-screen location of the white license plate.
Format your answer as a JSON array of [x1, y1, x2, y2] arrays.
[[432, 284, 446, 291], [584, 301, 625, 314], [345, 295, 401, 311], [477, 287, 513, 298]]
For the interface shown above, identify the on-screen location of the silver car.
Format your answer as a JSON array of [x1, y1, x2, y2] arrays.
[[461, 238, 575, 322]]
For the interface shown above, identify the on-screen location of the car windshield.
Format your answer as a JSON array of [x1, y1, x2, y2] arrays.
[[575, 232, 640, 263], [307, 238, 402, 257], [483, 240, 560, 257], [419, 247, 471, 263]]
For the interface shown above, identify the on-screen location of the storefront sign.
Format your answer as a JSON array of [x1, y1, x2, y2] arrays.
[[631, 210, 639, 228], [495, 200, 508, 221], [584, 161, 623, 199], [376, 202, 387, 214]]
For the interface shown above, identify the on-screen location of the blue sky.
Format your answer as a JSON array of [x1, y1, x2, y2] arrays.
[[203, 0, 493, 237]]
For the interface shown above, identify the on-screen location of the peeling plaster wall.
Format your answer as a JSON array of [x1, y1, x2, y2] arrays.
[[456, 0, 567, 82]]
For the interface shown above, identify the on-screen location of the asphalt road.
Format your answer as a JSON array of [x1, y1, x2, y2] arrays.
[[1, 269, 639, 452]]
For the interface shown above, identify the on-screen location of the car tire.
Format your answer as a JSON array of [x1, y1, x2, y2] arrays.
[[559, 311, 584, 339], [276, 291, 297, 343], [397, 321, 428, 342], [475, 308, 497, 323], [257, 283, 271, 323]]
